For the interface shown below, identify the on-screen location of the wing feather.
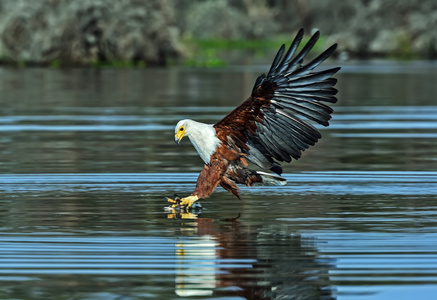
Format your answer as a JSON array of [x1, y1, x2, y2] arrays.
[[285, 31, 320, 72], [276, 29, 304, 74], [265, 116, 307, 154], [214, 29, 340, 174], [257, 125, 290, 162], [268, 44, 286, 75], [290, 44, 338, 76], [272, 99, 332, 126], [262, 117, 302, 160]]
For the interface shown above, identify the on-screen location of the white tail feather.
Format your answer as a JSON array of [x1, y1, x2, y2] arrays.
[[256, 171, 287, 186]]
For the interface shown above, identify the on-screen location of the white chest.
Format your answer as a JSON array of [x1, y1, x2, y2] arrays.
[[187, 124, 221, 164]]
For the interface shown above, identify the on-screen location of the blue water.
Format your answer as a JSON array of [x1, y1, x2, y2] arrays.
[[0, 62, 436, 299]]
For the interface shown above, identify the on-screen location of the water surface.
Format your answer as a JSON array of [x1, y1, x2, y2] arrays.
[[0, 62, 436, 299]]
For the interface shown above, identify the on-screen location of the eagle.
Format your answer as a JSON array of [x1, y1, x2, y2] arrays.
[[168, 29, 340, 209]]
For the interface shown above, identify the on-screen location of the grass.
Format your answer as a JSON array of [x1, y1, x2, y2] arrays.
[[390, 34, 417, 60], [0, 34, 331, 69], [183, 48, 227, 68], [0, 58, 148, 68], [90, 59, 147, 68], [0, 33, 431, 68], [182, 35, 328, 68]]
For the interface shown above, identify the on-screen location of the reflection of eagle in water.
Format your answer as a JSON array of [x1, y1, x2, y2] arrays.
[[169, 29, 340, 209]]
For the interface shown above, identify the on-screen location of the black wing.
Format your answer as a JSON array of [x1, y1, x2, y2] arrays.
[[215, 29, 340, 174]]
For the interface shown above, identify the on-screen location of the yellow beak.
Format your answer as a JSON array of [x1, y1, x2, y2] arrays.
[[175, 131, 185, 144]]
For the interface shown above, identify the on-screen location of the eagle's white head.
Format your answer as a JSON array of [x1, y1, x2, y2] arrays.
[[174, 119, 191, 144], [174, 119, 221, 164]]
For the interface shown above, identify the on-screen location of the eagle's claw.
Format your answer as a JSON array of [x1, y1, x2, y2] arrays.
[[167, 195, 200, 210]]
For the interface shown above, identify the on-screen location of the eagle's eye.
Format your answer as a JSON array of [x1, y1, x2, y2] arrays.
[[179, 127, 184, 131]]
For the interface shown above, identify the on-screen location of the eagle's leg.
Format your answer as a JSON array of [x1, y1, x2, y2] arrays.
[[167, 156, 226, 210]]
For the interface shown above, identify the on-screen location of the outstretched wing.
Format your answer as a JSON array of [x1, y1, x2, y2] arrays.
[[214, 29, 340, 175]]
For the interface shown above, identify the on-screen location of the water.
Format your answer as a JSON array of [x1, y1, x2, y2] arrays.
[[0, 61, 436, 299]]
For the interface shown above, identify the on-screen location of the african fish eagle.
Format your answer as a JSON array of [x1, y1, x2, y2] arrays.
[[169, 29, 340, 209]]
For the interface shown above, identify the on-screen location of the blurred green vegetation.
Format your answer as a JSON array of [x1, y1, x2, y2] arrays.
[[2, 35, 328, 68], [1, 0, 436, 67], [182, 35, 327, 68], [89, 60, 147, 68], [391, 34, 417, 60]]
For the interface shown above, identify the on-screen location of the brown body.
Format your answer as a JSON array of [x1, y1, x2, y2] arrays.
[[191, 138, 263, 200]]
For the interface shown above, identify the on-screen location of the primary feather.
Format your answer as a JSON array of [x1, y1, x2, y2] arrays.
[[214, 29, 340, 175]]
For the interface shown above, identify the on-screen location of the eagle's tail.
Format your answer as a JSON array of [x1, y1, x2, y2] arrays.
[[256, 171, 287, 186]]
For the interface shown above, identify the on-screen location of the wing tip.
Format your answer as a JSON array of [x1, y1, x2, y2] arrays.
[[270, 162, 283, 175], [312, 29, 321, 39], [268, 44, 287, 75], [296, 28, 304, 38]]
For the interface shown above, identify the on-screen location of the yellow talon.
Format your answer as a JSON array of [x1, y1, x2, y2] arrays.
[[179, 195, 199, 208], [167, 195, 199, 210]]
